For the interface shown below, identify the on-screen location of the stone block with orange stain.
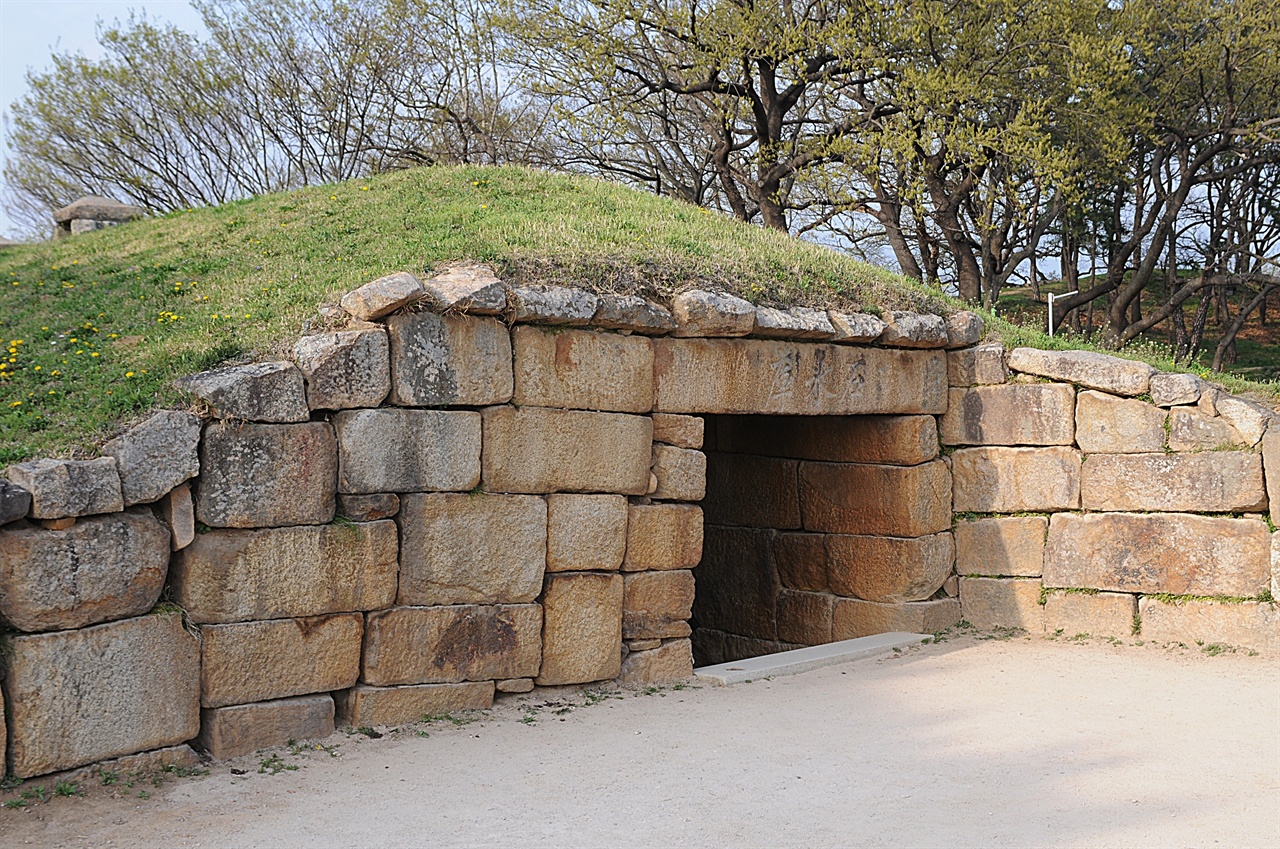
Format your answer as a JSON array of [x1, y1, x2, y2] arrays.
[[199, 613, 364, 708], [831, 597, 961, 640], [481, 406, 652, 495], [799, 459, 951, 536], [958, 578, 1045, 632], [652, 338, 947, 415], [537, 572, 624, 685], [825, 531, 953, 603], [621, 504, 703, 571], [1044, 512, 1269, 596], [623, 570, 695, 639], [512, 325, 653, 413]]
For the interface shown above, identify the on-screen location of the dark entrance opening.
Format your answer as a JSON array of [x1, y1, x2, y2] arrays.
[[691, 414, 957, 667]]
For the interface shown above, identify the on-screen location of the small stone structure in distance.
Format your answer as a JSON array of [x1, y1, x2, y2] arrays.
[[0, 262, 1277, 786], [52, 195, 145, 238]]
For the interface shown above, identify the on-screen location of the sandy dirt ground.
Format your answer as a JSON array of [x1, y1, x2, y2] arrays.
[[3, 633, 1278, 849]]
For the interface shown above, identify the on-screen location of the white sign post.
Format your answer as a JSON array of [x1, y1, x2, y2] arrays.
[[1048, 290, 1079, 338]]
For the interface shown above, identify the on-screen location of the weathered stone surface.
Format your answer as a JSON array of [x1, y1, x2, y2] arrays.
[[398, 493, 545, 605], [496, 678, 534, 694], [827, 311, 886, 343], [1045, 512, 1269, 596], [1150, 373, 1203, 407], [511, 285, 600, 325], [776, 589, 834, 645], [1167, 406, 1244, 452], [591, 294, 677, 334], [951, 447, 1081, 513], [652, 414, 704, 448], [421, 263, 507, 314], [197, 695, 334, 761], [955, 516, 1046, 577], [538, 572, 624, 685], [947, 343, 1008, 386], [671, 290, 755, 337], [481, 406, 652, 495], [512, 326, 654, 412], [43, 744, 201, 789], [826, 532, 954, 603], [0, 479, 31, 525], [713, 414, 938, 465], [175, 362, 308, 423], [831, 597, 961, 640], [196, 422, 336, 528], [775, 532, 828, 592], [547, 493, 627, 572], [294, 326, 390, 410], [1074, 390, 1167, 454], [879, 311, 948, 348], [387, 312, 512, 406], [160, 484, 195, 551], [334, 408, 480, 494], [943, 575, 959, 597], [651, 444, 706, 501], [618, 639, 693, 684], [945, 311, 984, 348], [1007, 347, 1156, 396], [5, 457, 122, 519], [200, 613, 363, 708], [1081, 452, 1266, 512], [940, 384, 1076, 446], [799, 460, 952, 536], [1265, 428, 1280, 529], [1213, 392, 1274, 445], [335, 682, 495, 727], [654, 338, 947, 415], [1044, 591, 1136, 639], [362, 604, 542, 686], [4, 614, 199, 778], [959, 578, 1044, 632], [340, 271, 424, 321], [54, 195, 144, 225], [337, 492, 400, 522], [622, 504, 703, 571], [103, 410, 201, 505], [623, 570, 695, 640], [694, 525, 778, 640], [1138, 598, 1279, 652], [171, 521, 398, 624], [752, 306, 836, 340], [704, 453, 800, 528], [0, 509, 169, 632], [1273, 531, 1280, 601], [40, 517, 76, 530]]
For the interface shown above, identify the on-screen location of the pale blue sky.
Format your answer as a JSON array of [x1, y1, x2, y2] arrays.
[[0, 0, 206, 236]]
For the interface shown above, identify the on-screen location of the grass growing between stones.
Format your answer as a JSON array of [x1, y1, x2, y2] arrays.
[[0, 164, 936, 464]]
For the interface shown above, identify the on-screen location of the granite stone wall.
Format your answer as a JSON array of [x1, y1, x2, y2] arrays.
[[0, 264, 1275, 784]]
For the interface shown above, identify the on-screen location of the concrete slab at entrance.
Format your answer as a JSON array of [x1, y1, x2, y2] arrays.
[[694, 631, 927, 685]]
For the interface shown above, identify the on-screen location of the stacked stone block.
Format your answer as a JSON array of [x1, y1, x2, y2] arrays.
[[1, 259, 1275, 788], [946, 346, 1278, 649]]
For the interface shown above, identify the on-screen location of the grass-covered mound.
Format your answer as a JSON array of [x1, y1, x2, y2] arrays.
[[0, 163, 1274, 464], [0, 165, 943, 463]]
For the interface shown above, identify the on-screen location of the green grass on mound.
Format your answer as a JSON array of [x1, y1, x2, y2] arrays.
[[0, 165, 941, 463], [0, 164, 1275, 465]]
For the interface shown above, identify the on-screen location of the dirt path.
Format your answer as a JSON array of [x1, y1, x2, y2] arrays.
[[4, 634, 1278, 849]]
